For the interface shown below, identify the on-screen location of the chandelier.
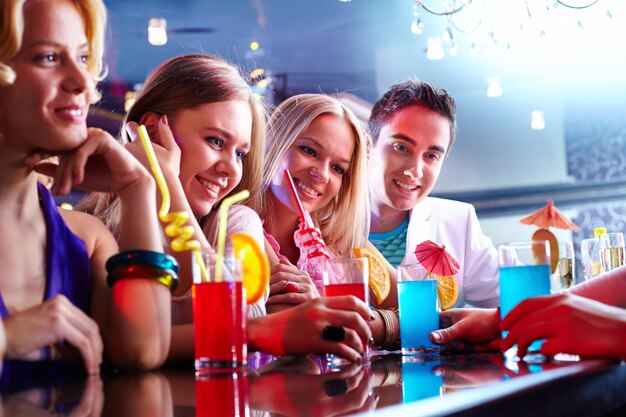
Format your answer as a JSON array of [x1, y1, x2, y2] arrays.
[[411, 0, 615, 60]]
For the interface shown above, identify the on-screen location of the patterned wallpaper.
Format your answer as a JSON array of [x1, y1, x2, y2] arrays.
[[565, 87, 626, 282]]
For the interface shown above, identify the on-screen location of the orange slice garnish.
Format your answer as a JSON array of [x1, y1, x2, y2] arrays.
[[231, 233, 269, 304], [352, 247, 391, 305], [434, 274, 459, 310]]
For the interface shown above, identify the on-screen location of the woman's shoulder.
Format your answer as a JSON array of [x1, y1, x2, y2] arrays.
[[58, 207, 116, 256]]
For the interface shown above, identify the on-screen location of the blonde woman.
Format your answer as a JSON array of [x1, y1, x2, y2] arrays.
[[249, 94, 397, 314], [0, 0, 169, 371]]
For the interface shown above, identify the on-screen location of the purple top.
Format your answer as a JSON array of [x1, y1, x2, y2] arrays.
[[0, 183, 91, 319]]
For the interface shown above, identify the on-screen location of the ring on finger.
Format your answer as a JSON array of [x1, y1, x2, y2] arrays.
[[322, 325, 346, 342], [284, 280, 299, 293]]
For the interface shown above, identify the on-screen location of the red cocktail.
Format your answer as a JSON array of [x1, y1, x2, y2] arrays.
[[323, 282, 367, 301], [193, 272, 247, 373]]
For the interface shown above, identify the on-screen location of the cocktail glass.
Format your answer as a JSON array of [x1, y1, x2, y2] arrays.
[[581, 237, 602, 280], [192, 251, 247, 374], [498, 240, 551, 357], [599, 232, 625, 272], [397, 263, 440, 356]]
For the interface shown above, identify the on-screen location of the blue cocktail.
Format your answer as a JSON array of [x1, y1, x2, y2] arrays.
[[499, 264, 551, 316], [397, 264, 439, 355], [498, 241, 551, 355]]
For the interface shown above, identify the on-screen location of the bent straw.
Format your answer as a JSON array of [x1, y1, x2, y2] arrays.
[[137, 125, 209, 282], [215, 190, 250, 282], [283, 168, 313, 229]]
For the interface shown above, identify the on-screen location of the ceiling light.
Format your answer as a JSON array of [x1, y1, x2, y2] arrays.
[[250, 68, 265, 79], [425, 37, 445, 60], [148, 18, 167, 46], [531, 110, 546, 130], [486, 76, 503, 98]]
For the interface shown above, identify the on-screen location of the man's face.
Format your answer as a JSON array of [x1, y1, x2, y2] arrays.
[[369, 104, 451, 212]]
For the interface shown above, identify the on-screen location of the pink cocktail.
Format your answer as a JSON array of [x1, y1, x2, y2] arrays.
[[322, 257, 370, 361], [192, 253, 247, 373], [323, 282, 367, 301]]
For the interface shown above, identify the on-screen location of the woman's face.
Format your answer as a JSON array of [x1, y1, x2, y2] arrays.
[[172, 100, 252, 217], [271, 113, 355, 215], [0, 0, 94, 154]]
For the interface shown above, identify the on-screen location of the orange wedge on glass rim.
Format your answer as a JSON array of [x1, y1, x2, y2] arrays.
[[230, 233, 270, 304], [432, 274, 459, 310], [352, 247, 391, 305]]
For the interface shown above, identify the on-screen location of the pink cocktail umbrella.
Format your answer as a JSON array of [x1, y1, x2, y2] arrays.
[[414, 240, 460, 277], [519, 200, 578, 231]]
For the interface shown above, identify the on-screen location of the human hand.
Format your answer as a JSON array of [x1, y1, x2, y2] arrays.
[[267, 258, 320, 306], [430, 308, 501, 354], [500, 292, 626, 360], [250, 362, 377, 417], [30, 128, 151, 196], [124, 118, 181, 179], [249, 296, 372, 362], [3, 295, 103, 374]]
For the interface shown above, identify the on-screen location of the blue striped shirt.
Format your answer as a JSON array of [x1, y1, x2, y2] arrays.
[[369, 217, 409, 267]]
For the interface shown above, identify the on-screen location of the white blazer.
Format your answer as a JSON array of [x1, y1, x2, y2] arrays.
[[402, 197, 500, 308]]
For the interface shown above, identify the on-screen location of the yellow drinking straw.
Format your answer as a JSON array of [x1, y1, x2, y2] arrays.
[[137, 125, 209, 282], [215, 190, 250, 282]]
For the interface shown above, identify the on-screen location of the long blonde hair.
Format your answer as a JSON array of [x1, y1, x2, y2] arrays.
[[0, 0, 106, 86], [79, 54, 266, 236], [249, 93, 370, 257]]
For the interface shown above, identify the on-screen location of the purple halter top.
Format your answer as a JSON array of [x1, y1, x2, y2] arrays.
[[0, 183, 91, 319]]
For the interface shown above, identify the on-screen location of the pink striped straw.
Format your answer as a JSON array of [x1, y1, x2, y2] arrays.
[[283, 169, 313, 229]]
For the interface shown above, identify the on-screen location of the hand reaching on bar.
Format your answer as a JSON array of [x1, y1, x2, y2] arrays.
[[248, 296, 372, 362], [501, 292, 626, 360], [430, 308, 501, 354]]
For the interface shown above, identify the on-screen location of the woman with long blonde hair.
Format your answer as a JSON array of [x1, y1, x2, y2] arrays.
[[248, 94, 377, 312]]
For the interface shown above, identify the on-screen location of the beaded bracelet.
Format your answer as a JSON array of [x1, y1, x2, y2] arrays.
[[107, 263, 179, 292], [105, 250, 179, 273], [106, 251, 179, 292]]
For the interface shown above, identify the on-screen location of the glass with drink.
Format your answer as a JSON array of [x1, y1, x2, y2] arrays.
[[322, 257, 369, 302], [498, 240, 551, 356], [322, 257, 369, 363], [581, 237, 602, 280], [599, 232, 625, 272], [551, 240, 575, 292], [192, 251, 247, 374], [397, 263, 440, 355]]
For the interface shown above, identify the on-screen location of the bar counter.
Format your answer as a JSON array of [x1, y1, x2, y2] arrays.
[[1, 352, 624, 416]]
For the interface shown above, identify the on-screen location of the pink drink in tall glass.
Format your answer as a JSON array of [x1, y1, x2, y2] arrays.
[[192, 253, 247, 373]]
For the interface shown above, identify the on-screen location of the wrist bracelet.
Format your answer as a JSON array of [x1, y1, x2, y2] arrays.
[[106, 250, 179, 273], [107, 263, 179, 292]]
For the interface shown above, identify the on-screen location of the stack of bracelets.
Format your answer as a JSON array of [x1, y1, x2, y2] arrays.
[[373, 308, 400, 351], [106, 250, 179, 292]]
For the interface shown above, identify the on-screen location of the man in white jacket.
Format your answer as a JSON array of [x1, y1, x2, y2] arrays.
[[368, 80, 499, 308]]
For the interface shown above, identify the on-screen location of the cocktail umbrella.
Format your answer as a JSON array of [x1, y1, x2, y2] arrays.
[[413, 240, 460, 276], [519, 200, 578, 273], [519, 200, 579, 230]]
